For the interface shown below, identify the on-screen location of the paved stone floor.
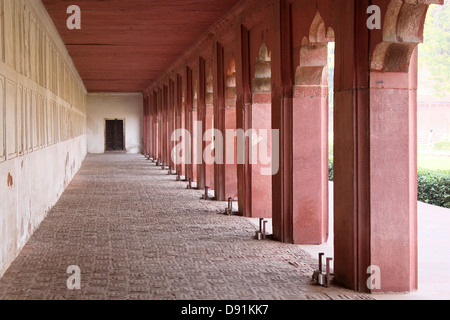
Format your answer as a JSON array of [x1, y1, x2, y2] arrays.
[[0, 154, 373, 300]]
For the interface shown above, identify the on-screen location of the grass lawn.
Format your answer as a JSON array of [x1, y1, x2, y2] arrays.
[[418, 155, 450, 171]]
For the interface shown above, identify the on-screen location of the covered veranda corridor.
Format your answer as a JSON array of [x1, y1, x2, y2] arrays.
[[0, 154, 374, 300], [0, 0, 447, 300]]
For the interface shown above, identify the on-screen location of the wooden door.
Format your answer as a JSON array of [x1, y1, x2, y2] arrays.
[[105, 119, 124, 151]]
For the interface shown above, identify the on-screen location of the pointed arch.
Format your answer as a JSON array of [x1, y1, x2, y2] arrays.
[[295, 11, 335, 86], [309, 11, 334, 44], [226, 56, 237, 108], [252, 40, 271, 93], [290, 10, 335, 245], [206, 65, 214, 106], [371, 0, 440, 72]]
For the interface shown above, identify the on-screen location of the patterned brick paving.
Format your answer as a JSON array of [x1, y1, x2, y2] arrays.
[[0, 154, 373, 300]]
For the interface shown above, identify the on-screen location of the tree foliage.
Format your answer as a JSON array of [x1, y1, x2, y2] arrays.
[[420, 1, 450, 97]]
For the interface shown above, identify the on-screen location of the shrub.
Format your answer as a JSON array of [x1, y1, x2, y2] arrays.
[[328, 160, 450, 209], [328, 158, 334, 181], [417, 168, 450, 208]]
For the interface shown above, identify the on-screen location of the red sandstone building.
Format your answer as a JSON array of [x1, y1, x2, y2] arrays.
[[139, 0, 443, 293], [0, 0, 446, 297]]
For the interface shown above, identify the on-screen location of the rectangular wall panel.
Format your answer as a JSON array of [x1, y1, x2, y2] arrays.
[[43, 97, 47, 146], [0, 76, 4, 161], [59, 105, 63, 142], [48, 100, 53, 145], [38, 95, 43, 148], [26, 89, 31, 152], [18, 85, 23, 154], [23, 6, 30, 77], [23, 88, 28, 153], [32, 92, 38, 149], [0, 0, 4, 63], [15, 0, 23, 74], [6, 79, 17, 158], [53, 102, 57, 143], [29, 15, 36, 82], [4, 0, 15, 68]]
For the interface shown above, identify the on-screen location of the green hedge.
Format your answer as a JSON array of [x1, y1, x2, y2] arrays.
[[418, 168, 450, 208], [328, 160, 450, 208], [329, 158, 334, 181]]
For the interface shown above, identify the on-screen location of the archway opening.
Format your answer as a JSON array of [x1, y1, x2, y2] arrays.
[[416, 0, 450, 296], [291, 11, 334, 245]]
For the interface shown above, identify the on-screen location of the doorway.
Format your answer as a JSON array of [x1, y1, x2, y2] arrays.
[[105, 119, 124, 151]]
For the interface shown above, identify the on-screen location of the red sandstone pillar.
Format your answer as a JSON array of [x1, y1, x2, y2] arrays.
[[205, 64, 215, 191], [152, 92, 158, 160], [175, 74, 184, 176], [271, 0, 293, 242], [185, 67, 193, 182], [235, 22, 251, 216], [214, 42, 226, 201], [187, 66, 199, 184], [164, 85, 170, 166], [145, 97, 150, 157], [291, 41, 329, 244], [143, 96, 147, 155], [197, 58, 207, 190], [149, 94, 154, 159], [214, 42, 239, 201], [332, 0, 435, 293], [251, 88, 272, 219], [223, 94, 238, 201], [237, 18, 273, 219], [157, 88, 163, 163], [168, 80, 175, 169]]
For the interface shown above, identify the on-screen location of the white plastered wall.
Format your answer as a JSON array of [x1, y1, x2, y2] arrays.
[[86, 93, 143, 154], [0, 0, 87, 277]]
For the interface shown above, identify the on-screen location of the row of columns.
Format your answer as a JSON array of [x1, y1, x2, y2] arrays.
[[143, 0, 442, 293]]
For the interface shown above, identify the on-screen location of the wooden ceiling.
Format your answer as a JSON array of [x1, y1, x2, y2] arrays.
[[42, 0, 241, 92]]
